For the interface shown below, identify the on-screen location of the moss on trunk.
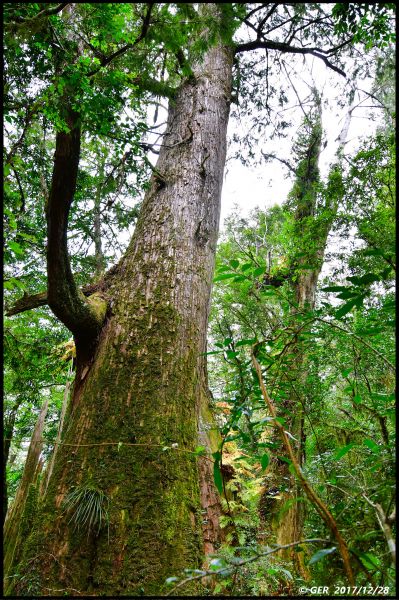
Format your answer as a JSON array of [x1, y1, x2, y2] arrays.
[[10, 31, 233, 597]]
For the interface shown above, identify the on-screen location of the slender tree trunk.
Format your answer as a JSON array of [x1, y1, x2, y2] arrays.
[[12, 38, 233, 597], [93, 153, 106, 280], [270, 91, 354, 579], [4, 398, 48, 587], [3, 398, 23, 522]]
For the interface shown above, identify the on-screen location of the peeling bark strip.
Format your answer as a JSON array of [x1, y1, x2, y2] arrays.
[[41, 369, 72, 497], [13, 15, 233, 598]]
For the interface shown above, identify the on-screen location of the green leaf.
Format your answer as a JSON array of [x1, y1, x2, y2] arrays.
[[260, 453, 269, 471], [345, 276, 363, 285], [363, 439, 380, 454], [321, 285, 350, 292], [353, 394, 362, 404], [240, 262, 253, 271], [356, 327, 384, 336], [337, 290, 361, 300], [213, 460, 224, 495], [276, 455, 291, 465], [358, 552, 381, 570], [216, 264, 233, 273], [213, 273, 237, 282], [358, 273, 381, 285], [335, 296, 363, 318], [341, 368, 352, 378], [8, 240, 24, 255], [194, 445, 206, 456], [362, 248, 385, 257], [252, 266, 266, 277], [278, 567, 293, 580], [229, 259, 239, 269], [334, 443, 355, 460], [209, 558, 225, 570], [308, 547, 337, 565]]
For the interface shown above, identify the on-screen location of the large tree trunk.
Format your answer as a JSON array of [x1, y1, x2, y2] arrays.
[[11, 40, 233, 597]]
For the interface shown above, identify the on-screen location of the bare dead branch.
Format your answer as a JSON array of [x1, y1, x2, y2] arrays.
[[235, 40, 346, 77]]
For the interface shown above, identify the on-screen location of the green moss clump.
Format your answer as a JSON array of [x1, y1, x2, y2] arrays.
[[86, 292, 108, 324]]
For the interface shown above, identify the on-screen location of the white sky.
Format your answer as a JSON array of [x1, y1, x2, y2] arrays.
[[219, 51, 383, 227]]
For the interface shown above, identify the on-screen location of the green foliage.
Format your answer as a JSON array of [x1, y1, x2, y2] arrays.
[[308, 547, 337, 565], [332, 3, 396, 49], [205, 125, 395, 593]]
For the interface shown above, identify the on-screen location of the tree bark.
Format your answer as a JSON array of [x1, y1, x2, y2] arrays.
[[12, 36, 233, 597], [3, 398, 23, 522], [4, 398, 48, 588], [46, 108, 107, 358], [269, 91, 354, 579], [41, 366, 72, 498]]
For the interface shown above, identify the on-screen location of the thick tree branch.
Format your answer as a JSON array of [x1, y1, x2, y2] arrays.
[[5, 261, 122, 317], [46, 109, 107, 347], [235, 39, 346, 77], [4, 3, 69, 30], [242, 4, 269, 22], [11, 167, 26, 212], [363, 495, 396, 565], [87, 2, 154, 76], [261, 150, 296, 173], [6, 285, 88, 317], [166, 538, 331, 596], [24, 3, 70, 20], [5, 104, 39, 165]]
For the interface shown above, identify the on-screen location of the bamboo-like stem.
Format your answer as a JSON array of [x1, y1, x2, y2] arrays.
[[251, 349, 355, 586]]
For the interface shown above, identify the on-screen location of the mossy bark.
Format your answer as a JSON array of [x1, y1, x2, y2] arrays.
[[4, 398, 48, 588], [267, 107, 323, 581], [269, 95, 354, 579], [11, 39, 233, 597]]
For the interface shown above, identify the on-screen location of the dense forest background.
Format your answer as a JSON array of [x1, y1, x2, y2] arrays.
[[3, 2, 396, 597]]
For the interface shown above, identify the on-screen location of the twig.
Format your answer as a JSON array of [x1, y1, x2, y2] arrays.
[[251, 347, 355, 585], [166, 538, 330, 596], [313, 317, 395, 373]]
